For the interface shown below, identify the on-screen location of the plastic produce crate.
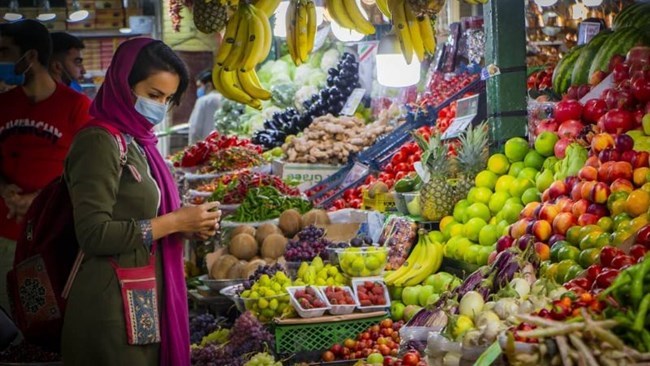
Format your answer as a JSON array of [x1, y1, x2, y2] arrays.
[[361, 190, 396, 213], [273, 314, 387, 356]]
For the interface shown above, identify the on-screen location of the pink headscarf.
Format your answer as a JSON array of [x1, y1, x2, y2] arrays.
[[90, 37, 189, 366]]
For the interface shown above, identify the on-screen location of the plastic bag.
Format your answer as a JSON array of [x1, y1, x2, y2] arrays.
[[378, 215, 418, 270], [399, 326, 442, 357]]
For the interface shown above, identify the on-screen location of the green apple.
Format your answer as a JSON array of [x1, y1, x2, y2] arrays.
[[642, 114, 650, 135], [418, 285, 435, 307], [367, 353, 384, 365], [426, 293, 441, 306], [534, 131, 559, 157], [390, 301, 405, 321], [524, 149, 546, 169], [402, 286, 420, 306], [389, 285, 403, 301], [406, 196, 421, 216]]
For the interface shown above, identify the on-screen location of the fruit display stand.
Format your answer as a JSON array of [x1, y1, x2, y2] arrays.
[[272, 312, 388, 361]]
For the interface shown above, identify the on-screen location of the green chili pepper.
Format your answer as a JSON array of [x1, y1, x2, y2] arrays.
[[632, 260, 650, 306], [634, 294, 650, 331]]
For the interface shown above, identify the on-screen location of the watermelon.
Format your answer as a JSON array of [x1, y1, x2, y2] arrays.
[[588, 27, 650, 80], [613, 2, 650, 30], [552, 45, 584, 95], [570, 30, 612, 87]]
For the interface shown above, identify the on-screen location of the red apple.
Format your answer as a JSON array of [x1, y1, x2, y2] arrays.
[[558, 119, 584, 138], [601, 109, 635, 134], [554, 100, 583, 123], [496, 235, 515, 252], [536, 118, 559, 133], [554, 137, 572, 159], [582, 99, 608, 124]]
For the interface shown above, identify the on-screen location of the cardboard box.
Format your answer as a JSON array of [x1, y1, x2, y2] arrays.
[[272, 160, 341, 189]]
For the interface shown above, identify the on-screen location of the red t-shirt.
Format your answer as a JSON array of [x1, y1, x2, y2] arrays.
[[0, 83, 91, 240]]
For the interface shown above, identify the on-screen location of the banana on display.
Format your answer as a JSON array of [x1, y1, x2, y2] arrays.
[[384, 231, 443, 287], [324, 0, 375, 35], [212, 3, 273, 109], [460, 0, 488, 5], [385, 0, 438, 64], [286, 0, 318, 66]]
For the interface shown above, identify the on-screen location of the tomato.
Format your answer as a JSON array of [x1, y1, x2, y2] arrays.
[[402, 352, 421, 366], [599, 246, 624, 267], [394, 171, 407, 181], [594, 268, 620, 289], [407, 155, 419, 164], [394, 163, 408, 173], [365, 176, 377, 185], [630, 244, 648, 260], [392, 151, 406, 164], [585, 264, 602, 281]]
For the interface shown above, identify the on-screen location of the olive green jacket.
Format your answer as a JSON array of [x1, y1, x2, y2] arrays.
[[62, 127, 163, 365]]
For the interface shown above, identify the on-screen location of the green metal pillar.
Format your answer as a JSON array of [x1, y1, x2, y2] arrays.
[[484, 0, 528, 145]]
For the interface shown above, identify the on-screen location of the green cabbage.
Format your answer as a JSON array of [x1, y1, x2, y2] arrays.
[[271, 83, 298, 108], [320, 48, 340, 72], [554, 143, 588, 181]]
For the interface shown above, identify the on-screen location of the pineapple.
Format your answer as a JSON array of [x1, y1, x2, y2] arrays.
[[416, 133, 457, 221], [454, 122, 489, 201], [408, 0, 446, 17], [192, 0, 229, 34]]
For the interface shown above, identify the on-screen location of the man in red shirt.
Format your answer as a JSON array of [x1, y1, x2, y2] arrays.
[[0, 20, 91, 312]]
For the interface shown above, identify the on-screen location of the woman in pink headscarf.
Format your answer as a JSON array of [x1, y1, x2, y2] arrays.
[[61, 38, 219, 365]]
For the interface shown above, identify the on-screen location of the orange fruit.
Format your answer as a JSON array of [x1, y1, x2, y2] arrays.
[[626, 189, 650, 217]]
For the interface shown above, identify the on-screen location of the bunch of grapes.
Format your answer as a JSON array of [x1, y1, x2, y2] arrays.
[[189, 313, 219, 345], [285, 225, 332, 262], [240, 263, 286, 293], [191, 312, 274, 366], [244, 352, 282, 366], [0, 342, 61, 363]]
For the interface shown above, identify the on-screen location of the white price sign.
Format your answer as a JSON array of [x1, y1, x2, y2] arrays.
[[342, 162, 370, 187], [340, 88, 366, 116], [442, 94, 480, 139]]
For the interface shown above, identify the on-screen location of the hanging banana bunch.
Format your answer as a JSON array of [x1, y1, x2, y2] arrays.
[[212, 2, 274, 109], [285, 0, 317, 66], [324, 0, 376, 36], [460, 0, 488, 5], [386, 0, 439, 64]]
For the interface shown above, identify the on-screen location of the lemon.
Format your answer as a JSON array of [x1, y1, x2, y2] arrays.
[[495, 175, 516, 193], [365, 256, 382, 271]]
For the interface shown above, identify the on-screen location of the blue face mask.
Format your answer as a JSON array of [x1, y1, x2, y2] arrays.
[[134, 95, 168, 126], [69, 79, 83, 92], [0, 54, 30, 86], [196, 86, 206, 98]]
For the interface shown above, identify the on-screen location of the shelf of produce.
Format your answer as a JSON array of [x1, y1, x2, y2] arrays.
[[271, 312, 388, 357]]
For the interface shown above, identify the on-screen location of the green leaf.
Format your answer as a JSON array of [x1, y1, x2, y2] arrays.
[[473, 340, 502, 366]]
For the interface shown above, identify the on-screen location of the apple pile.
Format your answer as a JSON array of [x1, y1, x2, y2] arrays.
[[293, 286, 327, 310], [356, 281, 388, 307], [323, 286, 356, 305], [389, 272, 461, 323], [321, 319, 403, 362]]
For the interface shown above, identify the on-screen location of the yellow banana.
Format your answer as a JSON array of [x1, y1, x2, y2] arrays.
[[212, 65, 226, 96], [296, 1, 310, 63], [254, 0, 281, 17], [220, 68, 262, 109], [223, 7, 250, 70], [252, 4, 273, 64], [396, 240, 433, 287], [237, 69, 272, 100], [326, 0, 356, 30], [404, 1, 424, 62], [342, 0, 375, 34], [401, 236, 439, 287], [286, 0, 301, 65], [241, 4, 265, 71], [214, 8, 241, 66], [384, 236, 426, 285], [418, 14, 437, 54], [388, 0, 414, 64], [305, 1, 317, 56], [375, 0, 391, 18]]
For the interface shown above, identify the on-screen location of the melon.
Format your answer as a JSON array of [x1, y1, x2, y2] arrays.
[[302, 209, 331, 227], [255, 223, 282, 245], [261, 234, 288, 259], [279, 209, 302, 237], [231, 225, 256, 238], [229, 233, 258, 260], [210, 254, 239, 279]]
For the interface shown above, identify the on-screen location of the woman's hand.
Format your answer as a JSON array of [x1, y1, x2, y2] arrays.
[[173, 202, 221, 234]]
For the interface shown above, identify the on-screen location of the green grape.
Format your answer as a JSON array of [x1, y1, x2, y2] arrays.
[[200, 328, 230, 347]]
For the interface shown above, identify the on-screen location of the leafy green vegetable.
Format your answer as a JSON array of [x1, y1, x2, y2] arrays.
[[226, 186, 312, 222], [554, 143, 588, 181]]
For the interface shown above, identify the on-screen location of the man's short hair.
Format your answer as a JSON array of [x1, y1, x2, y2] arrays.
[[51, 32, 84, 59], [0, 20, 52, 66]]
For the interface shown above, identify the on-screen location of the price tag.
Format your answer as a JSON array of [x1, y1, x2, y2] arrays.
[[580, 73, 614, 104], [578, 22, 602, 45], [342, 161, 370, 187], [442, 94, 479, 139], [340, 88, 366, 116]]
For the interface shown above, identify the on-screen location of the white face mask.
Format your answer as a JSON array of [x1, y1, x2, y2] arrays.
[[134, 95, 168, 126]]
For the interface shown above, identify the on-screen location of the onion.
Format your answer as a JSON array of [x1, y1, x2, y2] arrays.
[[459, 291, 485, 320], [443, 352, 461, 366], [475, 310, 501, 329], [494, 298, 519, 320]]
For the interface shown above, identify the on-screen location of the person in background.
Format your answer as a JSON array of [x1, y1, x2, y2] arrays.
[[188, 69, 221, 144], [62, 38, 220, 366], [0, 20, 91, 313], [49, 32, 86, 93]]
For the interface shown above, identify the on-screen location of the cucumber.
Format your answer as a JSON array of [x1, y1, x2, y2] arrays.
[[552, 45, 584, 95], [588, 27, 649, 79], [571, 30, 612, 86]]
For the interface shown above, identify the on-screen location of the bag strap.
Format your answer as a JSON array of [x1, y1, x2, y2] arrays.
[[62, 121, 130, 299]]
